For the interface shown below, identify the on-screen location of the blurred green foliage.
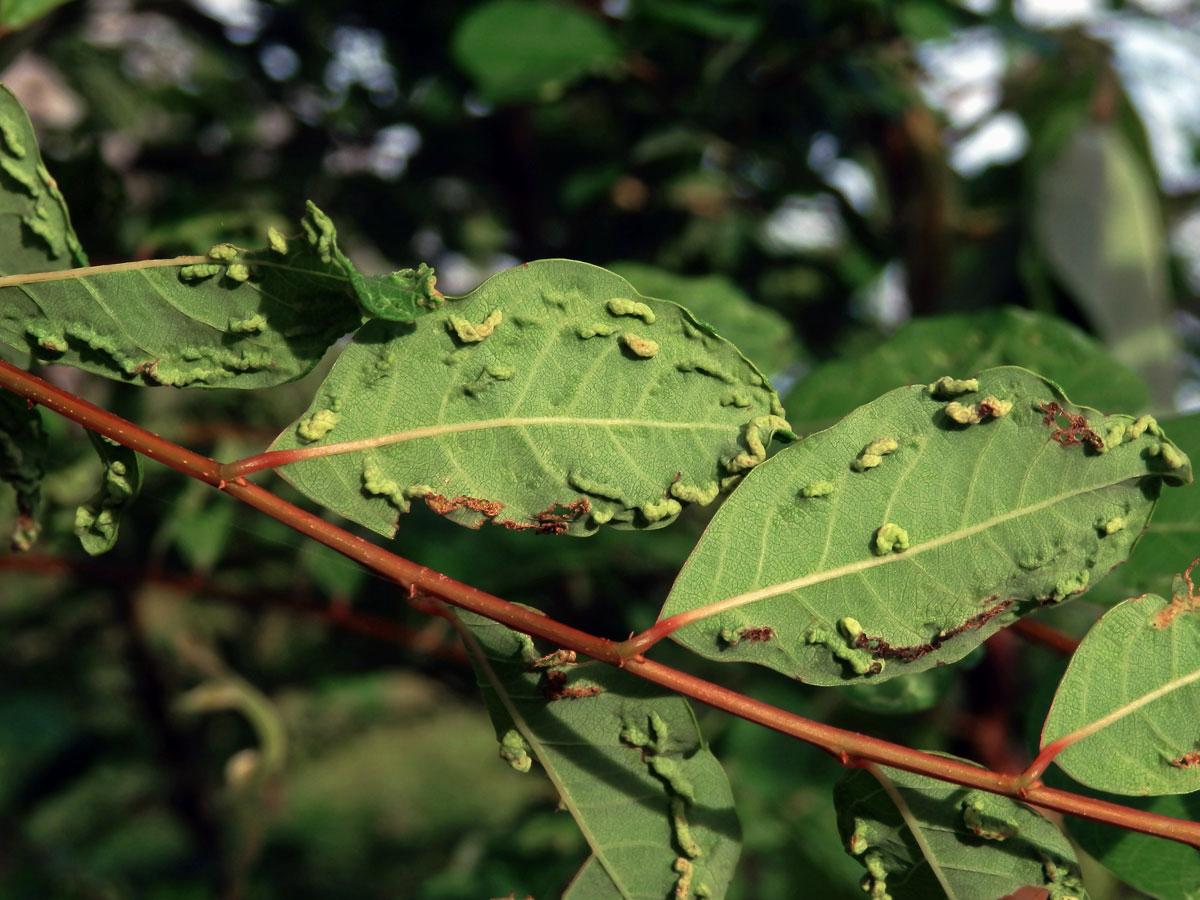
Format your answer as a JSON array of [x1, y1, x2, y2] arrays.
[[2, 0, 1198, 897]]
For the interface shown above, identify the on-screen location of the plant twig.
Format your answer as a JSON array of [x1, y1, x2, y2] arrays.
[[3, 358, 1199, 850]]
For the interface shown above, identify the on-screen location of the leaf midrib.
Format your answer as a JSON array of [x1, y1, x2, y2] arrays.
[[676, 470, 1144, 626]]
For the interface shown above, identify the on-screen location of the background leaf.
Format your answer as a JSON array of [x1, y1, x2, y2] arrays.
[[1033, 121, 1177, 407], [451, 0, 620, 104], [605, 261, 803, 378], [272, 259, 786, 537], [0, 388, 46, 549], [782, 307, 1150, 434], [1041, 582, 1200, 795], [834, 763, 1087, 900], [451, 607, 741, 900], [658, 366, 1191, 685]]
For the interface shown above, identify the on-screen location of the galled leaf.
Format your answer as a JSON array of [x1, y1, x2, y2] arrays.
[[657, 367, 1190, 685], [1040, 564, 1200, 795], [270, 260, 787, 536], [450, 607, 740, 900], [0, 202, 367, 388], [0, 389, 47, 550], [782, 307, 1150, 433], [0, 84, 88, 276], [835, 763, 1087, 900], [75, 432, 142, 556]]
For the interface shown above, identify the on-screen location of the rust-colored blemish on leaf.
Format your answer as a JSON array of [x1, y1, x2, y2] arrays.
[[739, 626, 774, 643], [541, 669, 602, 701], [1169, 752, 1200, 769], [855, 598, 1013, 661], [1039, 402, 1103, 450], [1152, 559, 1200, 629], [499, 497, 591, 534], [424, 492, 504, 519]]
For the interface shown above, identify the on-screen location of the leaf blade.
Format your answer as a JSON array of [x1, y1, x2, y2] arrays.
[[659, 367, 1191, 685], [451, 608, 741, 900], [271, 259, 786, 536]]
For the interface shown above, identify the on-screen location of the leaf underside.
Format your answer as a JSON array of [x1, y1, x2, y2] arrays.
[[452, 608, 741, 900], [272, 259, 786, 536], [0, 203, 364, 389], [0, 389, 48, 550], [75, 432, 143, 556], [659, 366, 1192, 685], [1042, 584, 1200, 795], [835, 763, 1087, 900]]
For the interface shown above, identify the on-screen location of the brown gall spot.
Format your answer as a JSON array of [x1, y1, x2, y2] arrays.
[[739, 626, 774, 643], [541, 669, 602, 701], [424, 493, 504, 519], [855, 598, 1013, 661], [498, 497, 591, 534], [1169, 752, 1200, 769], [1039, 402, 1103, 450]]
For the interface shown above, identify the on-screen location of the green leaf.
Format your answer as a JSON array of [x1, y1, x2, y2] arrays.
[[1040, 574, 1200, 795], [835, 763, 1088, 900], [1033, 122, 1177, 405], [75, 432, 142, 555], [0, 0, 75, 28], [1084, 411, 1200, 606], [635, 0, 762, 41], [782, 307, 1150, 433], [0, 389, 47, 550], [271, 259, 787, 537], [0, 203, 365, 388], [451, 0, 621, 104], [451, 607, 741, 900], [657, 366, 1191, 685], [1065, 791, 1200, 900], [0, 85, 88, 275], [605, 261, 803, 376]]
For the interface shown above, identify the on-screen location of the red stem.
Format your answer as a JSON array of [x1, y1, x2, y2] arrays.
[[3, 358, 1199, 850]]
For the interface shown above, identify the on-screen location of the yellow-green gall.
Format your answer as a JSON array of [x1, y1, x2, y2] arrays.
[[851, 437, 899, 471], [1129, 415, 1159, 439], [726, 415, 791, 472], [945, 397, 1012, 425], [485, 364, 514, 380], [577, 322, 616, 339], [1052, 570, 1090, 601], [590, 508, 614, 525], [670, 481, 721, 506], [620, 332, 660, 358], [720, 390, 752, 408], [267, 226, 288, 254], [297, 409, 340, 442], [207, 242, 240, 262], [228, 314, 266, 334], [928, 375, 979, 398], [226, 263, 251, 282], [499, 729, 532, 773], [447, 309, 502, 342], [671, 798, 703, 859], [837, 617, 864, 642], [641, 497, 682, 522], [1160, 443, 1187, 469], [873, 523, 909, 556], [606, 297, 656, 324], [1102, 517, 1126, 535], [800, 480, 836, 498]]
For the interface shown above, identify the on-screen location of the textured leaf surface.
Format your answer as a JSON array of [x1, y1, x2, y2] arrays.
[[1085, 412, 1200, 606], [783, 307, 1149, 432], [0, 389, 47, 550], [835, 764, 1087, 900], [451, 0, 620, 104], [0, 203, 368, 388], [658, 367, 1191, 685], [452, 608, 740, 900], [606, 261, 802, 377], [272, 260, 786, 537], [0, 85, 88, 276], [1041, 576, 1200, 795], [1065, 790, 1200, 900], [75, 432, 142, 556]]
